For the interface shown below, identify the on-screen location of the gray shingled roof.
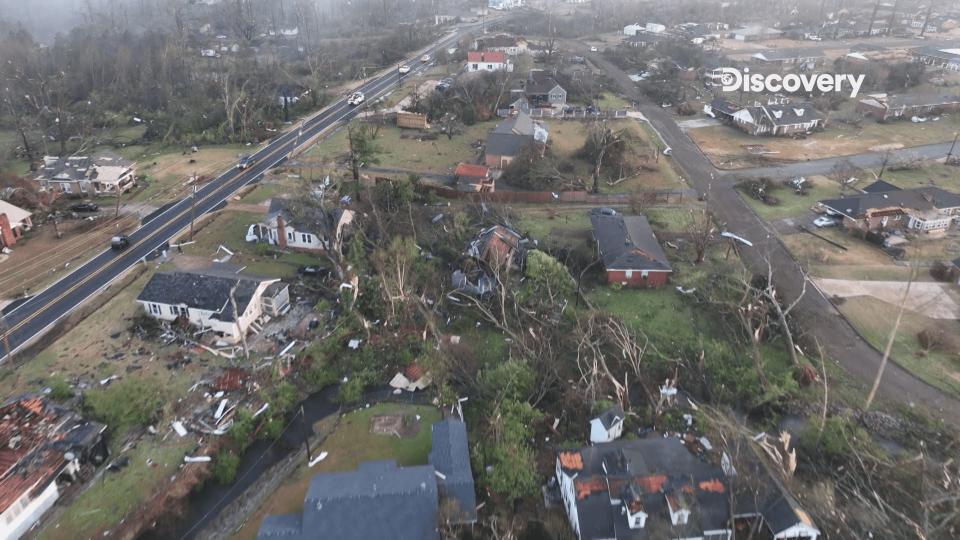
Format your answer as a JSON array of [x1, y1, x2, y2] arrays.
[[819, 186, 960, 218], [861, 179, 901, 194], [136, 271, 262, 322], [590, 212, 672, 272], [485, 132, 532, 158], [257, 460, 440, 540], [595, 405, 624, 430], [761, 103, 824, 126], [429, 419, 477, 523]]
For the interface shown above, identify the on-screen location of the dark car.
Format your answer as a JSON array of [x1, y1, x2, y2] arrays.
[[298, 266, 330, 278], [71, 202, 100, 212], [237, 154, 256, 169], [111, 235, 130, 250]]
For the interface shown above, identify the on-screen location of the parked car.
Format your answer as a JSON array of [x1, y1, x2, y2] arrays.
[[589, 46, 598, 52], [298, 266, 330, 278], [399, 64, 411, 74], [347, 91, 365, 106], [110, 235, 130, 250], [70, 202, 100, 212], [237, 154, 256, 169], [662, 147, 673, 156], [813, 216, 838, 228]]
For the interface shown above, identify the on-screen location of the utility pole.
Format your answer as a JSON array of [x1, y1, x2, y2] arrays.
[[947, 132, 959, 162], [114, 186, 122, 219], [866, 0, 880, 36], [886, 0, 899, 36], [301, 404, 312, 463], [189, 181, 197, 241], [878, 151, 890, 179], [920, 2, 935, 37]]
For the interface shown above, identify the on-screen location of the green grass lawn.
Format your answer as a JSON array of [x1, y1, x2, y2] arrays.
[[233, 403, 442, 540], [739, 176, 847, 222], [838, 295, 960, 398], [40, 435, 197, 540], [185, 210, 317, 278], [875, 163, 960, 192]]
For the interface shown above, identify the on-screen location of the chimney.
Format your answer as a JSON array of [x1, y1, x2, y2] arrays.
[[0, 213, 15, 248], [276, 215, 287, 249]]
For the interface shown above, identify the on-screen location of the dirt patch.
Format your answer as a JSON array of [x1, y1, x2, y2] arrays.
[[370, 413, 421, 438]]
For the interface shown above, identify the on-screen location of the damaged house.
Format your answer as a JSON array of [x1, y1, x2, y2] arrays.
[[257, 418, 475, 540], [33, 153, 136, 196], [484, 111, 549, 169], [555, 437, 820, 540], [0, 396, 107, 540], [731, 102, 824, 137], [855, 92, 960, 122], [136, 267, 290, 344], [454, 225, 529, 296], [256, 198, 354, 254], [819, 185, 960, 234]]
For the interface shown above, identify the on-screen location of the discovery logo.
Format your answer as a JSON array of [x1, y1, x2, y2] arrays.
[[719, 68, 866, 98]]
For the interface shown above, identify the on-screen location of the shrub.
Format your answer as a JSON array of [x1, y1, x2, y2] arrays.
[[47, 377, 74, 401], [211, 450, 241, 484], [84, 377, 167, 436]]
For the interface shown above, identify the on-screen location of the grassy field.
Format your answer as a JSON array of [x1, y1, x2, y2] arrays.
[[688, 111, 960, 169], [739, 176, 847, 222], [232, 403, 442, 540], [306, 121, 493, 175], [183, 210, 317, 278], [838, 295, 960, 398], [40, 435, 198, 540], [127, 144, 249, 204], [875, 163, 960, 192]]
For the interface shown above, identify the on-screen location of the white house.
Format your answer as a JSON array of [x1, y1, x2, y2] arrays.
[[623, 23, 644, 36], [645, 22, 666, 33], [258, 198, 354, 254], [588, 406, 624, 443], [136, 268, 290, 344], [488, 0, 522, 10], [466, 51, 512, 73]]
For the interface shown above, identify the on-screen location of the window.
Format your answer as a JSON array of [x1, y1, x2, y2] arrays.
[[641, 270, 649, 278], [169, 306, 178, 315], [301, 233, 311, 243], [149, 303, 161, 315], [472, 63, 478, 70], [287, 231, 294, 240], [625, 270, 633, 279]]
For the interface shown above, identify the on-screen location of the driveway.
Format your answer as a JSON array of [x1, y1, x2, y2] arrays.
[[815, 279, 960, 320], [570, 41, 960, 425]]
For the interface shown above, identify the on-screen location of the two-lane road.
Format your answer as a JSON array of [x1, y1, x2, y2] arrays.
[[0, 23, 481, 362]]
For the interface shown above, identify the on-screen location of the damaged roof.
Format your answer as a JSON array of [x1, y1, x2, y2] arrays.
[[820, 186, 960, 218], [557, 438, 730, 539], [136, 270, 269, 322], [590, 211, 672, 272], [0, 396, 106, 516]]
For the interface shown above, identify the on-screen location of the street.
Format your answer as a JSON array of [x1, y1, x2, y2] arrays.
[[575, 42, 960, 425], [0, 22, 484, 363]]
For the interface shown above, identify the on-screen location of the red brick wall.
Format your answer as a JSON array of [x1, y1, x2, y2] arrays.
[[0, 213, 16, 248], [605, 269, 670, 288]]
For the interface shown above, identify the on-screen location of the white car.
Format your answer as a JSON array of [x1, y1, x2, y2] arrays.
[[420, 54, 431, 63], [813, 216, 838, 228], [399, 65, 411, 74], [590, 46, 598, 52], [347, 92, 365, 106]]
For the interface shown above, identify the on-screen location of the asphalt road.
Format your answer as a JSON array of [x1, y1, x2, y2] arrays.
[[575, 43, 960, 425], [0, 23, 481, 362]]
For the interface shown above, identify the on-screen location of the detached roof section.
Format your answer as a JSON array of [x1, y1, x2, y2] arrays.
[[590, 211, 672, 272]]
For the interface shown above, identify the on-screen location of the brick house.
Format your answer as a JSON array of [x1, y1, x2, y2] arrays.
[[589, 209, 672, 288], [0, 199, 33, 249], [819, 184, 960, 234]]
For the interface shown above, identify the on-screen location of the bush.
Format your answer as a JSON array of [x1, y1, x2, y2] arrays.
[[211, 450, 241, 484], [47, 377, 74, 401], [84, 377, 167, 436], [305, 364, 338, 390], [337, 368, 376, 403]]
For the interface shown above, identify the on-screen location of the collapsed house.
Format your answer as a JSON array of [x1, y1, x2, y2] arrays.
[[0, 396, 107, 540], [855, 92, 960, 122], [136, 266, 290, 344], [33, 153, 136, 196], [257, 418, 476, 540], [453, 225, 530, 296]]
